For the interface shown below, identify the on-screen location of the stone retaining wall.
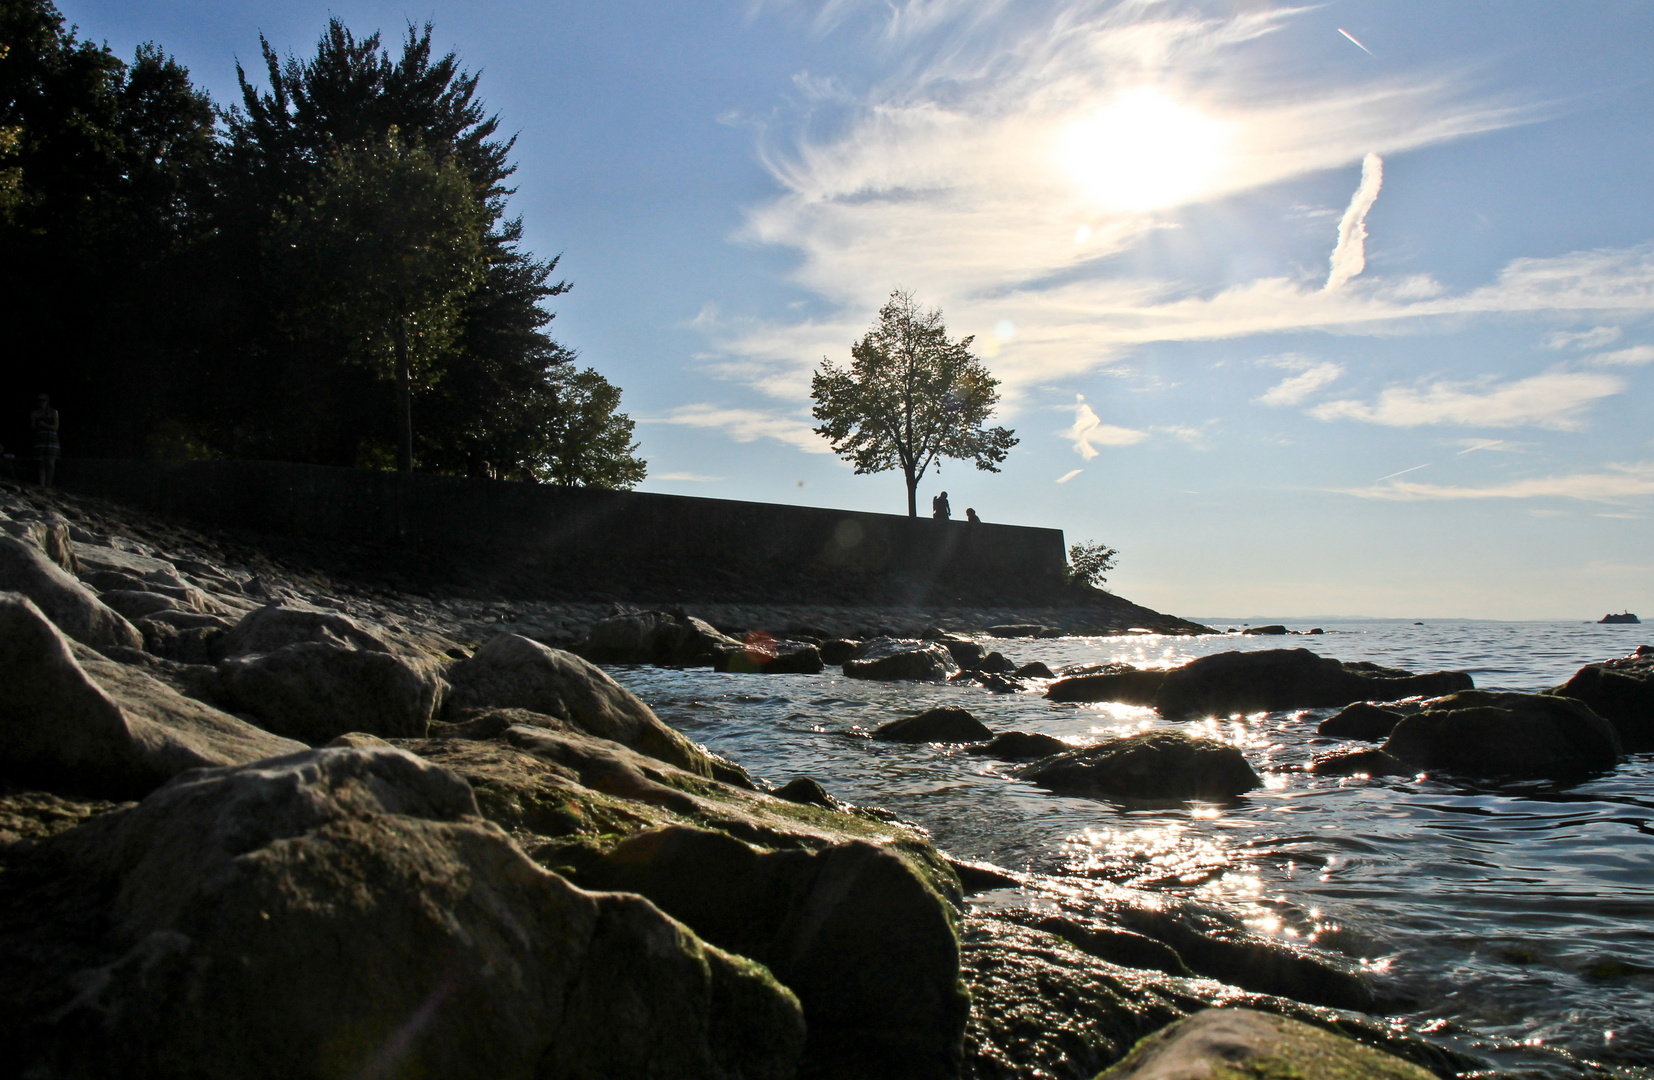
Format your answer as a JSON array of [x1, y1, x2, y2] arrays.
[[57, 459, 1067, 589]]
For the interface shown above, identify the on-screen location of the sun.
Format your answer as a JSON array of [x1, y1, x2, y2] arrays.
[[1059, 88, 1230, 212]]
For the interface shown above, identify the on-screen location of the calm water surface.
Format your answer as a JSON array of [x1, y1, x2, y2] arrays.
[[612, 620, 1654, 1078]]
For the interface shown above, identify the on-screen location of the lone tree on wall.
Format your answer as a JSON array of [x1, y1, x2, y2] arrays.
[[812, 289, 1018, 517]]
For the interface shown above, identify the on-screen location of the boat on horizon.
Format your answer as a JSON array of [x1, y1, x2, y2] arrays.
[[1599, 611, 1641, 624]]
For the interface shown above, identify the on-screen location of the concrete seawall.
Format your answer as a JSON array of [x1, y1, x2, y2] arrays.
[[58, 459, 1067, 593]]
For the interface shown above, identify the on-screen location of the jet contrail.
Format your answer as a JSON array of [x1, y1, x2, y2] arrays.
[[1338, 28, 1374, 55], [1374, 463, 1430, 483]]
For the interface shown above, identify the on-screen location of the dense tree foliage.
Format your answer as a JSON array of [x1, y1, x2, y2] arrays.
[[1067, 541, 1118, 588], [0, 3, 643, 486], [812, 289, 1017, 516]]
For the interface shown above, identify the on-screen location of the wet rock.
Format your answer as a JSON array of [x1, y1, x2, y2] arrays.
[[1310, 748, 1409, 777], [0, 593, 304, 799], [1550, 647, 1654, 752], [1018, 731, 1260, 803], [978, 650, 1017, 674], [937, 635, 984, 670], [1382, 690, 1622, 780], [1046, 663, 1168, 705], [874, 707, 994, 743], [581, 608, 740, 666], [987, 624, 1048, 638], [820, 638, 860, 665], [1030, 915, 1191, 977], [843, 637, 960, 682], [713, 636, 825, 674], [0, 539, 142, 651], [1243, 624, 1290, 635], [968, 730, 1071, 761], [773, 776, 846, 811], [1051, 650, 1473, 720], [951, 670, 1027, 694], [1016, 661, 1056, 679], [1318, 701, 1405, 740], [1096, 1008, 1437, 1080], [0, 746, 806, 1080], [581, 824, 968, 1080], [445, 632, 724, 778], [947, 858, 1026, 893]]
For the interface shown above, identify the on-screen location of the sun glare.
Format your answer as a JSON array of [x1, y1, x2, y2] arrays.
[[1060, 89, 1229, 212]]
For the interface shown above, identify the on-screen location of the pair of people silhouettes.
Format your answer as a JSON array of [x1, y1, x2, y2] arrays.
[[931, 491, 981, 524]]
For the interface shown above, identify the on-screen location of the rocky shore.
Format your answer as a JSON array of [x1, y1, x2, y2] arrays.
[[3, 480, 1646, 1079]]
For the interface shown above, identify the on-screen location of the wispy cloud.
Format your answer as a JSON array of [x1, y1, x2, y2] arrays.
[[1309, 368, 1624, 430], [1544, 325, 1621, 349], [1056, 468, 1083, 483], [1062, 396, 1146, 458], [1339, 461, 1654, 502], [652, 471, 726, 482], [1588, 344, 1654, 366], [1326, 153, 1383, 290], [1257, 362, 1343, 406], [645, 404, 831, 453]]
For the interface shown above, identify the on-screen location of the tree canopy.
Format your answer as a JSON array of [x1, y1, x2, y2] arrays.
[[0, 3, 644, 487], [812, 290, 1017, 516]]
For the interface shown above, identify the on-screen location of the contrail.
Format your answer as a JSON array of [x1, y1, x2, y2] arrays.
[[1338, 28, 1373, 56], [1326, 153, 1383, 290], [1373, 463, 1430, 483]]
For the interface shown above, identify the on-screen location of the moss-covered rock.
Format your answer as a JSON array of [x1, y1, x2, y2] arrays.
[[1382, 690, 1622, 780], [1093, 1007, 1437, 1080]]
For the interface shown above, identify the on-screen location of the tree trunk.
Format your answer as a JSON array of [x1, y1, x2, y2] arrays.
[[906, 466, 918, 517], [395, 319, 413, 473]]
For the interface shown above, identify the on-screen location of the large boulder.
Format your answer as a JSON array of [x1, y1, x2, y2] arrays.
[[444, 633, 723, 778], [874, 707, 994, 744], [0, 538, 141, 651], [844, 638, 960, 683], [216, 642, 443, 744], [0, 746, 806, 1080], [1550, 646, 1654, 752], [581, 824, 968, 1080], [0, 593, 304, 798], [1095, 1008, 1436, 1080], [220, 602, 391, 655], [968, 731, 1071, 761], [1317, 701, 1405, 741], [1049, 650, 1472, 719], [1019, 730, 1261, 803], [713, 635, 825, 675], [1382, 690, 1622, 780], [581, 609, 740, 666]]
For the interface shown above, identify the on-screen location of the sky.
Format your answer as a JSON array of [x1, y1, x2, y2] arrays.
[[62, 0, 1654, 620]]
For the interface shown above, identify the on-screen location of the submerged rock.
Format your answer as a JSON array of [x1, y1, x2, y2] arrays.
[[0, 539, 141, 651], [1318, 701, 1405, 741], [874, 707, 993, 743], [969, 730, 1071, 761], [0, 745, 806, 1080], [1096, 1008, 1436, 1080], [843, 637, 960, 682], [1382, 690, 1622, 780], [1550, 646, 1654, 752], [1048, 649, 1472, 720], [1018, 730, 1260, 803], [0, 594, 303, 798], [1311, 748, 1409, 777]]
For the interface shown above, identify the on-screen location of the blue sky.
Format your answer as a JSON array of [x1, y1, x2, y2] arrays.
[[66, 0, 1654, 619]]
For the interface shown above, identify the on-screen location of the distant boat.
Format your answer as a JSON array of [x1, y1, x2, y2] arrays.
[[1599, 611, 1641, 624]]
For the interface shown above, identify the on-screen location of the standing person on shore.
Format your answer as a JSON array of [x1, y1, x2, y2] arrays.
[[932, 490, 951, 520], [31, 394, 59, 487]]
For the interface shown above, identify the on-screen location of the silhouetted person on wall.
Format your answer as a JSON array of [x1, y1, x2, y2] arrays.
[[31, 394, 59, 487], [965, 507, 980, 524], [932, 490, 950, 520]]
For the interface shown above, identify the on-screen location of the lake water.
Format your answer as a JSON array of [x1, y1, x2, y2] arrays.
[[611, 620, 1654, 1079]]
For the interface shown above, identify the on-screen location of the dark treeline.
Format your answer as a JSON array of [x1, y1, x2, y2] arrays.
[[0, 1, 646, 486]]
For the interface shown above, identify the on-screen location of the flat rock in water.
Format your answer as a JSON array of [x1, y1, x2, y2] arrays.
[[874, 707, 993, 743], [1242, 624, 1290, 635], [0, 594, 303, 798], [1310, 747, 1408, 777], [843, 637, 960, 683], [713, 637, 824, 675], [1050, 649, 1473, 719], [986, 624, 1048, 638], [1018, 730, 1260, 803], [1318, 701, 1405, 741], [582, 609, 741, 666], [1382, 690, 1622, 780], [0, 746, 806, 1080], [1095, 1007, 1437, 1080], [0, 540, 141, 651], [968, 731, 1070, 761], [1550, 646, 1654, 752]]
